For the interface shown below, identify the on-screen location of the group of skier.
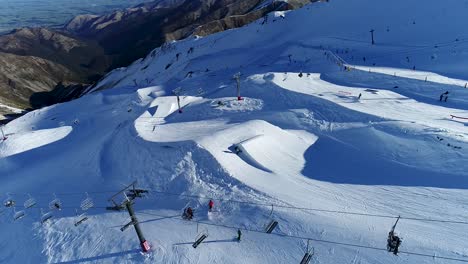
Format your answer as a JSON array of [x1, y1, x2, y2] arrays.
[[182, 199, 215, 220], [182, 199, 242, 241]]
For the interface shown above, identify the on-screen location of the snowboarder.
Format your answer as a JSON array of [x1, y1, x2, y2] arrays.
[[237, 229, 242, 241], [208, 200, 214, 212], [358, 93, 362, 100]]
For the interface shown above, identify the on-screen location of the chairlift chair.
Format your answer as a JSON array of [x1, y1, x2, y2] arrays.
[[13, 208, 26, 221], [265, 220, 279, 234], [300, 253, 313, 264], [387, 216, 402, 255], [74, 210, 89, 227], [192, 230, 209, 248], [41, 209, 53, 224], [49, 194, 62, 211], [80, 193, 94, 211], [300, 240, 314, 264], [24, 195, 37, 209], [264, 205, 279, 234], [3, 193, 15, 207], [3, 199, 15, 208]]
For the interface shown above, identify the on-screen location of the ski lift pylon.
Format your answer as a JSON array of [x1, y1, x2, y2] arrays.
[[265, 220, 279, 233]]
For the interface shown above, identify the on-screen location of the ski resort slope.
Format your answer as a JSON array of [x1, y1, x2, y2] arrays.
[[1, 0, 468, 263]]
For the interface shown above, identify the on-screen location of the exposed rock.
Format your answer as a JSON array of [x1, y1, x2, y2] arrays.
[[0, 28, 109, 114], [0, 52, 77, 109]]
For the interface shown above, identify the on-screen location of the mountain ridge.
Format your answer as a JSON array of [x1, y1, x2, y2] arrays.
[[0, 0, 316, 121]]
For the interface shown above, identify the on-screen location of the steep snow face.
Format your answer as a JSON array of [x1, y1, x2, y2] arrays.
[[93, 0, 468, 92], [1, 0, 468, 263]]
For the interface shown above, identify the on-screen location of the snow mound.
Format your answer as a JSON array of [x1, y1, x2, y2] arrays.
[[0, 126, 72, 158]]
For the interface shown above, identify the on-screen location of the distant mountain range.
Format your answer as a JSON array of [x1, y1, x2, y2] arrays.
[[0, 0, 316, 120]]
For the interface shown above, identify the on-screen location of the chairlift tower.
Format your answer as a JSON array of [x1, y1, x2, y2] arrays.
[[107, 181, 150, 252], [173, 87, 183, 113]]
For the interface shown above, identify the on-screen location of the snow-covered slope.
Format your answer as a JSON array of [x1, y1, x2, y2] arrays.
[[1, 0, 468, 263]]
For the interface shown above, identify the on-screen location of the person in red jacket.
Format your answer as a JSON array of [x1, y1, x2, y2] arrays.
[[208, 200, 214, 212]]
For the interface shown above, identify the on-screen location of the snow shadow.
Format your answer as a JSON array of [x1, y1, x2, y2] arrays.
[[301, 128, 468, 189], [53, 249, 139, 264]]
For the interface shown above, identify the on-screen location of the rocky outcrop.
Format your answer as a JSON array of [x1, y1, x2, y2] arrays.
[[0, 28, 110, 112], [0, 52, 76, 109]]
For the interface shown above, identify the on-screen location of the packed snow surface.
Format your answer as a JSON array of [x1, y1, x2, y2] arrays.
[[1, 0, 468, 263]]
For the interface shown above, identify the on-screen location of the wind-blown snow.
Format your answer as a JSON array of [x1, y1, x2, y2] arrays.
[[1, 0, 468, 263]]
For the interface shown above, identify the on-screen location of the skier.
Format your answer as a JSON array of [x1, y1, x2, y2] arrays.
[[53, 202, 61, 210], [183, 207, 194, 220], [358, 93, 362, 100], [187, 207, 193, 220], [208, 200, 214, 212], [237, 229, 242, 241]]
